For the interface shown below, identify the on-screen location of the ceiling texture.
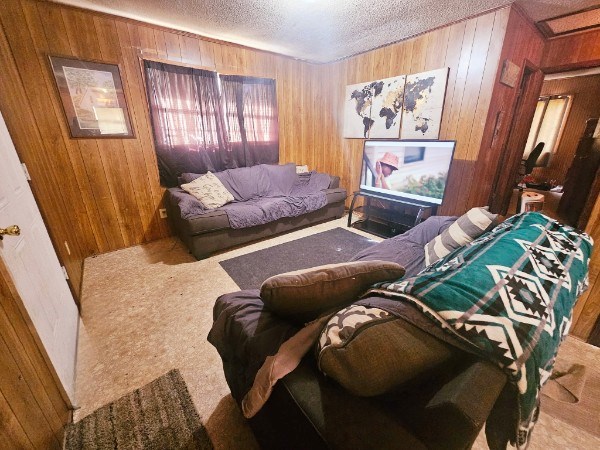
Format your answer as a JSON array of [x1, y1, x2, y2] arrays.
[[54, 0, 599, 63]]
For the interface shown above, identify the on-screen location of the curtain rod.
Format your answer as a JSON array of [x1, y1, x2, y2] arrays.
[[139, 53, 275, 80]]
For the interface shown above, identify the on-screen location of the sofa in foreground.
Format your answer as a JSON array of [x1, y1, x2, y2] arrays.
[[210, 291, 506, 449], [208, 212, 593, 449], [166, 163, 346, 260]]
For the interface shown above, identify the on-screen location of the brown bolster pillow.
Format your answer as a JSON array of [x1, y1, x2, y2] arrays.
[[260, 260, 405, 323]]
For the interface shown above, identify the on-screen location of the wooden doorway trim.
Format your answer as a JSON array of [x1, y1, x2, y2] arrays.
[[489, 61, 545, 214]]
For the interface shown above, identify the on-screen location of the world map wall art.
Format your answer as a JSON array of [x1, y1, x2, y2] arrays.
[[343, 67, 449, 140], [343, 75, 407, 139]]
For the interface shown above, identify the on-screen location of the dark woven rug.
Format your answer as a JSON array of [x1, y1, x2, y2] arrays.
[[219, 227, 376, 290], [65, 369, 212, 450]]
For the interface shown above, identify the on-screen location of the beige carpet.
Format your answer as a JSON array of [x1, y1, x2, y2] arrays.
[[76, 216, 600, 449]]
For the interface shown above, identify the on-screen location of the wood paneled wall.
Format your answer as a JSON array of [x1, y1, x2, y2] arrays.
[[476, 18, 600, 342], [537, 28, 600, 341], [560, 29, 600, 341], [0, 260, 70, 449], [469, 7, 546, 210], [574, 192, 600, 339], [543, 28, 600, 72], [0, 0, 324, 295], [311, 7, 511, 216], [0, 0, 515, 292], [533, 74, 600, 184], [0, 0, 598, 339]]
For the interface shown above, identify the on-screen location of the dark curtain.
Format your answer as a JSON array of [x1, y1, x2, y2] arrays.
[[144, 62, 279, 186], [144, 60, 232, 186], [220, 75, 279, 168]]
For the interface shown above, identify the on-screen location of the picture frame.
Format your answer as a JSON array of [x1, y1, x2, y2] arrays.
[[499, 59, 520, 88], [49, 55, 134, 138]]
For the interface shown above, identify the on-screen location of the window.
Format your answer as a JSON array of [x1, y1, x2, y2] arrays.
[[220, 75, 278, 143], [220, 75, 279, 167], [143, 60, 279, 186], [144, 61, 225, 150], [523, 95, 571, 162]]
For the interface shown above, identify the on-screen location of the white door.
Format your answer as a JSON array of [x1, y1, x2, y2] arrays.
[[0, 110, 78, 404]]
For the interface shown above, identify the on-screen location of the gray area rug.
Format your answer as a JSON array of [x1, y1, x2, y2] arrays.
[[65, 369, 213, 449], [219, 227, 376, 289]]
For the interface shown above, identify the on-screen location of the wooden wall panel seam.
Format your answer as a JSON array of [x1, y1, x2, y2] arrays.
[[0, 332, 60, 449], [0, 264, 71, 424], [451, 12, 498, 214], [436, 19, 478, 214], [0, 389, 36, 449], [126, 24, 168, 208], [443, 19, 477, 142], [0, 303, 65, 433], [122, 22, 171, 237], [76, 140, 128, 249], [463, 10, 510, 212], [60, 7, 135, 248], [33, 0, 111, 254], [14, 2, 106, 256], [94, 17, 151, 242], [439, 21, 467, 137], [0, 3, 87, 293], [91, 16, 148, 246]]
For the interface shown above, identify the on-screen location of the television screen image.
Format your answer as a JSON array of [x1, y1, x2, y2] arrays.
[[360, 140, 455, 205]]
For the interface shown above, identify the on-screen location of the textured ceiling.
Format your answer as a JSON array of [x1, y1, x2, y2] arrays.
[[54, 0, 597, 63]]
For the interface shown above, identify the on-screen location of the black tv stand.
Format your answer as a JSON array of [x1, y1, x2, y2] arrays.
[[347, 191, 436, 238]]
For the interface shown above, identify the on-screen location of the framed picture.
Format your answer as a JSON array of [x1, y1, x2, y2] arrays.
[[499, 59, 520, 88], [49, 55, 134, 138]]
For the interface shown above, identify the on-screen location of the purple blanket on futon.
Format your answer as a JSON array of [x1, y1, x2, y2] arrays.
[[169, 164, 331, 229]]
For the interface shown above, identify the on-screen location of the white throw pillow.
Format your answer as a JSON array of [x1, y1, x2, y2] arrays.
[[181, 172, 234, 209]]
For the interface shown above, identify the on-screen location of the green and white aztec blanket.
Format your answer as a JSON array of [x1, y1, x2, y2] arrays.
[[367, 212, 593, 448]]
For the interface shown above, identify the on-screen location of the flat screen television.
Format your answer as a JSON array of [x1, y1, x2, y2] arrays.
[[360, 139, 455, 206]]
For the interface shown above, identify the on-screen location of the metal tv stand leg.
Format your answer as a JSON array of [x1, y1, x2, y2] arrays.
[[347, 192, 360, 227]]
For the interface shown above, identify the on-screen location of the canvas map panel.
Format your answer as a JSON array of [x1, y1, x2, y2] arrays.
[[343, 68, 448, 140], [369, 75, 407, 138], [343, 81, 376, 138], [400, 68, 449, 139]]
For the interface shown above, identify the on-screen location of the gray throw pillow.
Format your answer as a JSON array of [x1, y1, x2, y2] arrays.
[[350, 216, 457, 277], [424, 207, 498, 266]]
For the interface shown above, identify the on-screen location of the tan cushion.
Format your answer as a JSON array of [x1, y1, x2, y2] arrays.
[[424, 206, 498, 265], [316, 305, 457, 397], [260, 261, 405, 323], [180, 171, 234, 209]]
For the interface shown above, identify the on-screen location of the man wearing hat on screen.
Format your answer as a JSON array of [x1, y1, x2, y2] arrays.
[[374, 151, 400, 190]]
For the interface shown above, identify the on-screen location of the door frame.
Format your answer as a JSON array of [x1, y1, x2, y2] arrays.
[[489, 60, 545, 214]]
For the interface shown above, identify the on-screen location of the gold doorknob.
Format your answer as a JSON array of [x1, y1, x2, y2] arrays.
[[0, 225, 20, 240]]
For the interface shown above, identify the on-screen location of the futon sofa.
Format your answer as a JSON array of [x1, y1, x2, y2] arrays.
[[208, 212, 593, 449], [165, 163, 346, 259]]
